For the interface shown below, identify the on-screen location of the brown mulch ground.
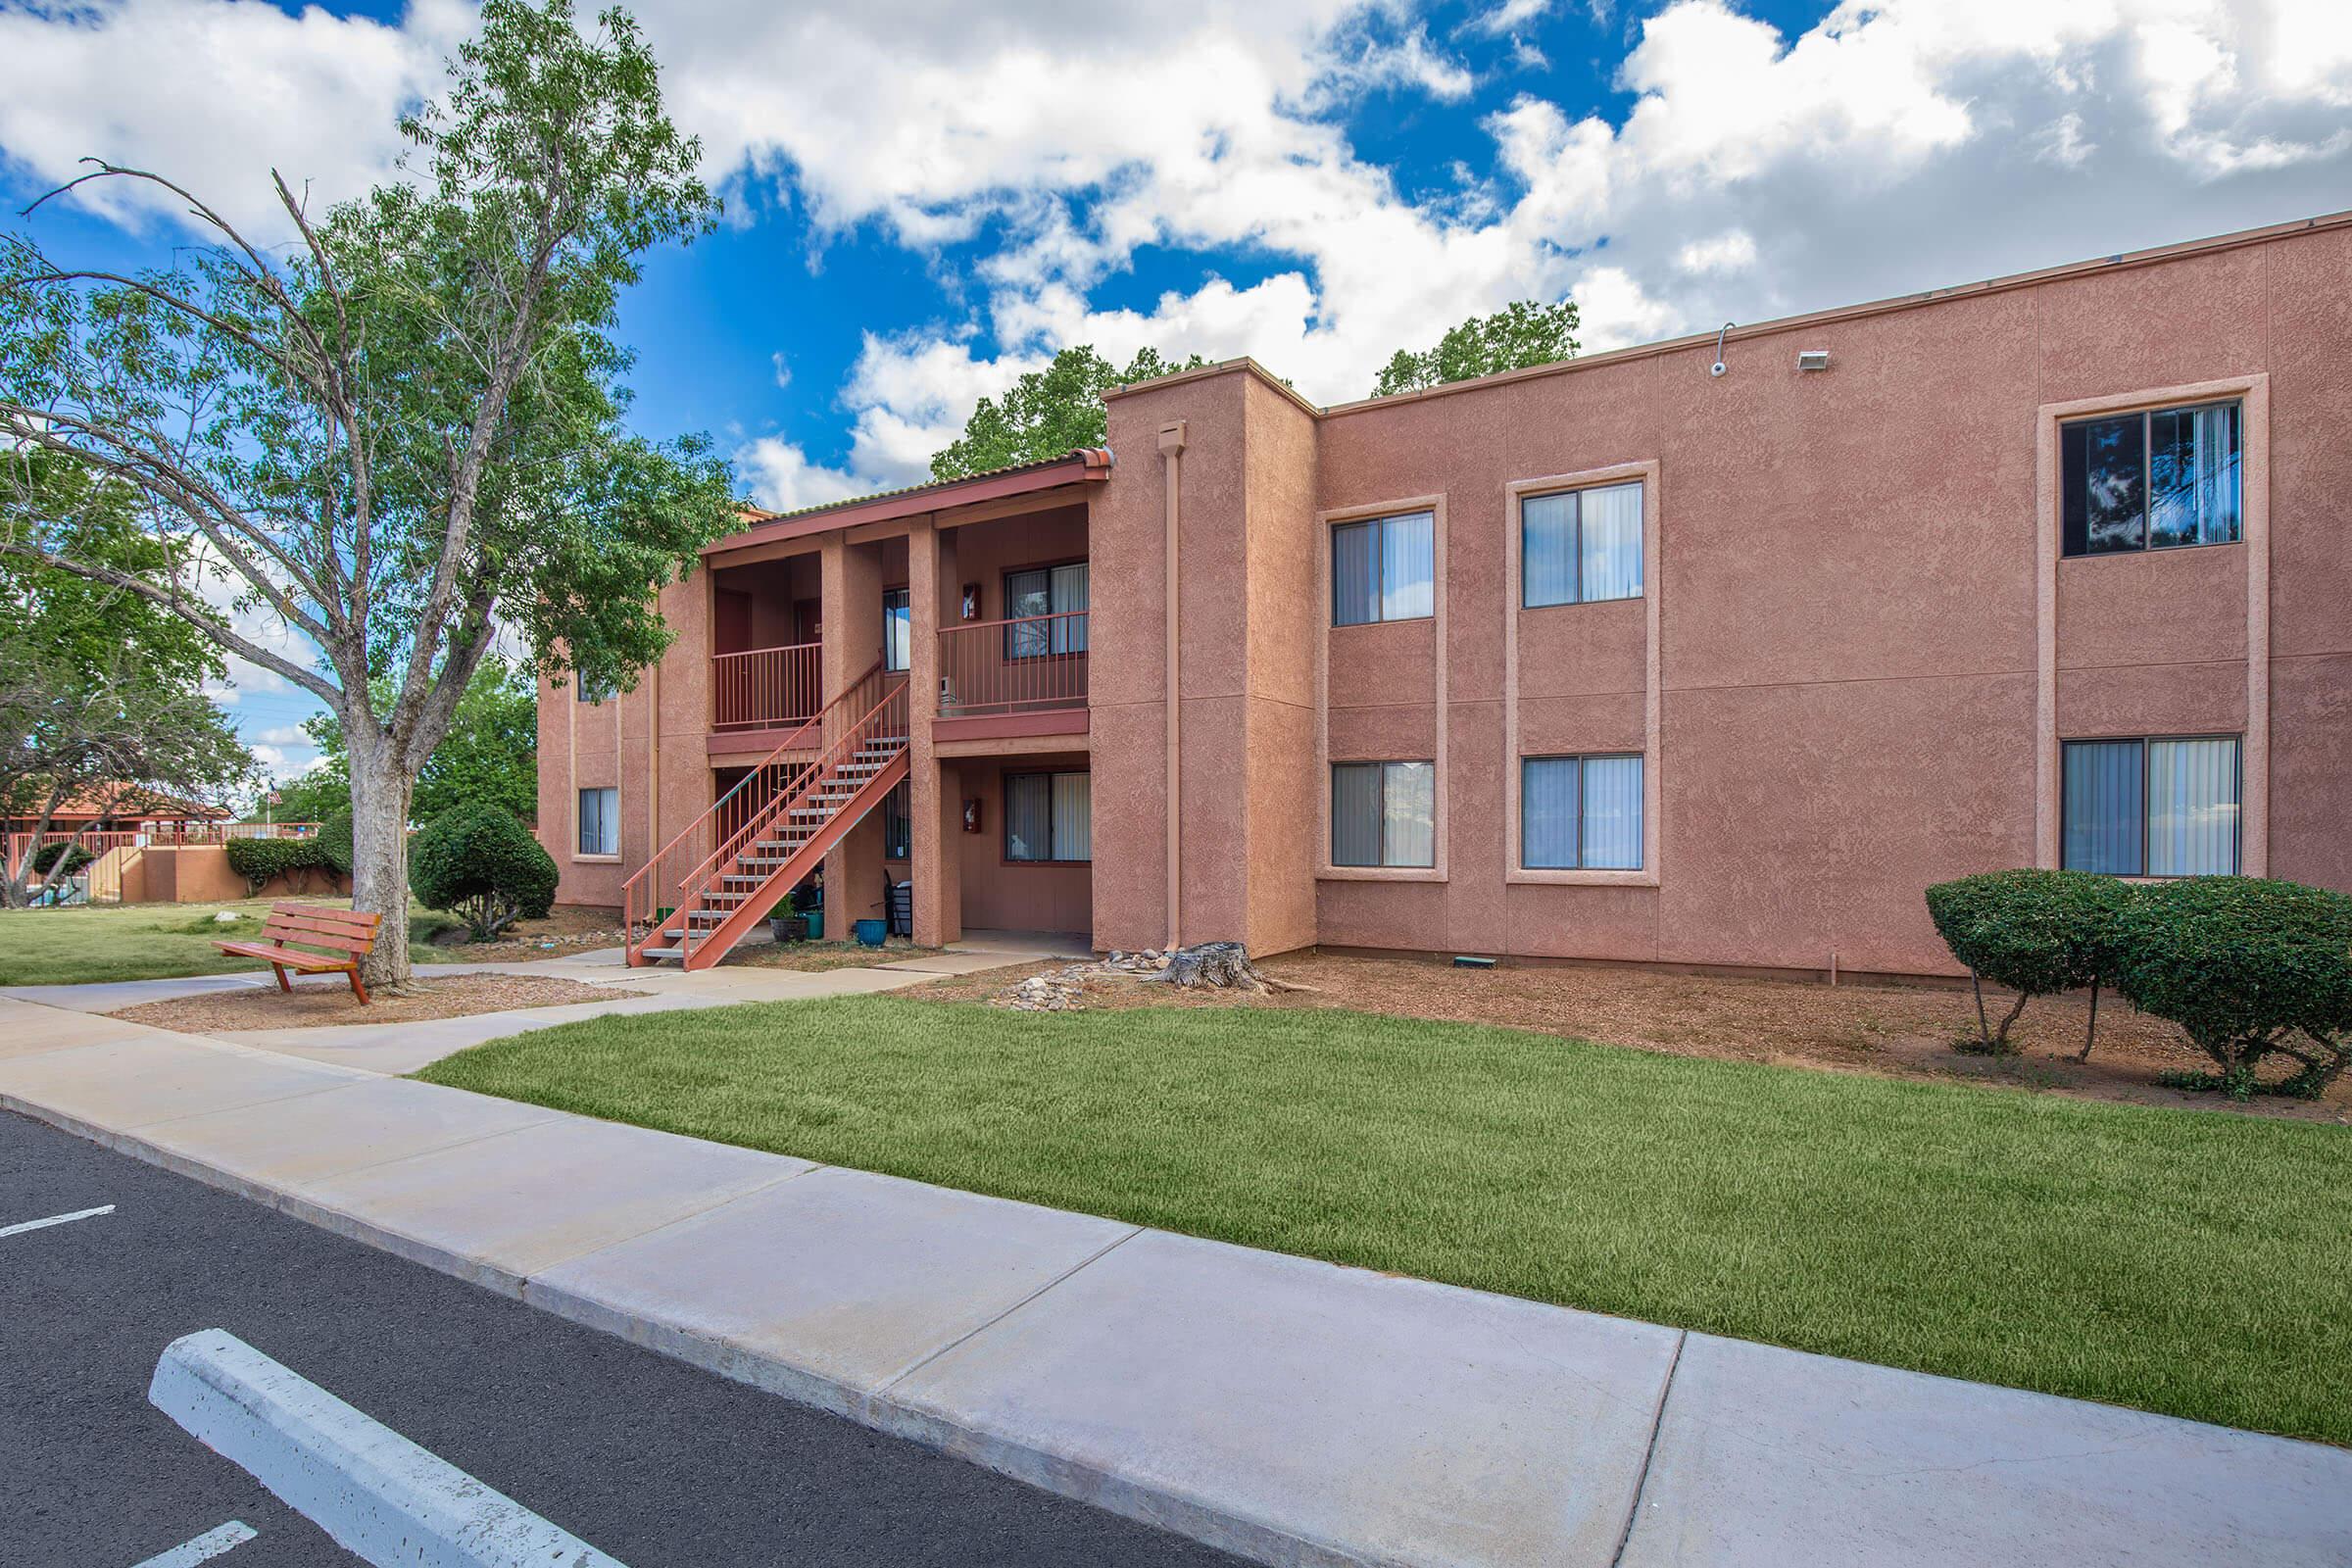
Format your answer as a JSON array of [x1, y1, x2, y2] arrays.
[[110, 973, 646, 1032], [423, 906, 630, 962], [901, 952, 2350, 1123]]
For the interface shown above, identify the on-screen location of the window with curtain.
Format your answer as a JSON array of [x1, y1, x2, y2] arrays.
[[2062, 736, 2239, 875], [576, 787, 617, 857], [2061, 401, 2240, 557], [882, 779, 911, 860], [1330, 760, 1436, 867], [1521, 481, 1643, 608], [1004, 562, 1090, 658], [1004, 771, 1091, 862], [882, 588, 910, 672], [1331, 512, 1435, 626], [1521, 755, 1643, 869]]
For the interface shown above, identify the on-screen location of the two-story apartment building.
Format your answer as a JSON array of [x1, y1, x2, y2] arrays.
[[542, 209, 2352, 978]]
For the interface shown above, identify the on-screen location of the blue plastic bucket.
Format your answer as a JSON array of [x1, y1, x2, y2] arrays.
[[854, 917, 888, 948]]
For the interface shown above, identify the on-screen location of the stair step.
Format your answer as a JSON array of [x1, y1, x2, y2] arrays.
[[639, 946, 685, 961]]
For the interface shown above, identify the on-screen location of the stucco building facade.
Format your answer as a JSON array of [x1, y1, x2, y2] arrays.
[[541, 210, 2352, 978]]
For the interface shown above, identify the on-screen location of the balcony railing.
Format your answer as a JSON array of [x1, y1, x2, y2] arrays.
[[712, 641, 821, 732], [937, 611, 1088, 718]]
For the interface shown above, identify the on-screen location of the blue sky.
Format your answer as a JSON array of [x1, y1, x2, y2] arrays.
[[4, 0, 2348, 779]]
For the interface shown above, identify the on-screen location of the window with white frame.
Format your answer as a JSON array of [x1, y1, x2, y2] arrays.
[[882, 587, 911, 672], [1332, 512, 1435, 626], [2061, 736, 2240, 876], [574, 668, 612, 704], [1330, 760, 1436, 868], [1521, 481, 1642, 607], [1004, 770, 1090, 862], [2061, 401, 2241, 557], [1521, 755, 1643, 870], [576, 786, 618, 857], [1004, 563, 1089, 658]]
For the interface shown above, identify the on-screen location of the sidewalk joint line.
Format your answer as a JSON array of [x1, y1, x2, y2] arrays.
[[1608, 1327, 1687, 1568], [515, 1161, 820, 1280], [877, 1223, 1145, 1394]]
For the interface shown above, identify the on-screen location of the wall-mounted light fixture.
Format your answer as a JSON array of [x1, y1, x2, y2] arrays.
[[1709, 322, 1734, 378]]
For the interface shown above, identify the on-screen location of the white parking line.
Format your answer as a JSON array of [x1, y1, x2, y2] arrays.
[[150, 1330, 626, 1568], [0, 1202, 114, 1238], [130, 1520, 257, 1567]]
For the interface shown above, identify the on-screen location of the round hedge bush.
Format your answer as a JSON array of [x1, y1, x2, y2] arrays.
[[28, 841, 96, 878], [2111, 876, 2352, 1100], [1924, 868, 2135, 1054], [408, 804, 557, 941]]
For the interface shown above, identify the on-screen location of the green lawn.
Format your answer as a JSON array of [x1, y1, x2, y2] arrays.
[[416, 998, 2352, 1446], [0, 899, 459, 986]]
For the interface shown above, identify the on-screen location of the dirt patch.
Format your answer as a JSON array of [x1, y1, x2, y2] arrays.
[[423, 906, 630, 962], [901, 953, 2350, 1123], [110, 973, 646, 1032]]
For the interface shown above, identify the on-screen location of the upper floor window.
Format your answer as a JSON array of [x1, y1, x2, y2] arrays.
[[2062, 735, 2240, 877], [1333, 512, 1434, 626], [1522, 754, 1643, 870], [2061, 401, 2240, 557], [1522, 482, 1642, 607], [1331, 760, 1435, 867], [1005, 770, 1091, 862], [574, 669, 612, 705], [883, 587, 911, 672], [1004, 563, 1089, 658], [576, 786, 617, 858]]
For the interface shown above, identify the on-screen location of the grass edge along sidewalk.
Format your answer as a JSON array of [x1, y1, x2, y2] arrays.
[[416, 995, 2352, 1448]]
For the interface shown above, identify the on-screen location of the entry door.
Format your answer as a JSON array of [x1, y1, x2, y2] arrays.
[[714, 589, 753, 655]]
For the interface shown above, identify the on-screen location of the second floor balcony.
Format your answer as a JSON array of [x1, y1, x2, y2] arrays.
[[937, 610, 1088, 718], [712, 640, 820, 732]]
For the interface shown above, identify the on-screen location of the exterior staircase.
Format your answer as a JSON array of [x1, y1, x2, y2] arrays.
[[625, 662, 909, 970]]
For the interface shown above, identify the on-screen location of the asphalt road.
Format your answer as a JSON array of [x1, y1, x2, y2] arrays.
[[0, 1107, 1241, 1568]]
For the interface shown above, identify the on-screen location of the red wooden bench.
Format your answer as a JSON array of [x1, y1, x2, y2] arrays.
[[215, 902, 383, 1004]]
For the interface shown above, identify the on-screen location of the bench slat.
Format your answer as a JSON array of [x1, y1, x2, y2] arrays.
[[269, 902, 382, 933], [257, 917, 377, 953], [214, 941, 357, 973]]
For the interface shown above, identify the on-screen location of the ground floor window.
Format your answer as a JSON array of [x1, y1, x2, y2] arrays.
[[1521, 754, 1643, 870], [1005, 770, 1090, 862], [2061, 735, 2240, 876], [1331, 760, 1435, 868], [883, 779, 911, 860], [576, 786, 617, 857]]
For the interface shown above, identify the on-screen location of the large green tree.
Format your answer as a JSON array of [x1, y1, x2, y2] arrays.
[[931, 345, 1204, 480], [0, 1, 735, 984], [1370, 299, 1581, 398], [0, 455, 250, 906], [273, 656, 537, 828]]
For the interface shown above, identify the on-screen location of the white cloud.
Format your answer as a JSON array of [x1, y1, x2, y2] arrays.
[[254, 723, 312, 747], [0, 0, 470, 235], [6, 0, 2349, 493], [769, 352, 792, 390]]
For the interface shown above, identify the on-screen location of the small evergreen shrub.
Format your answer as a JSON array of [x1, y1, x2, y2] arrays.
[[317, 809, 355, 877], [224, 836, 334, 894], [2111, 876, 2352, 1100], [29, 841, 95, 877], [408, 804, 557, 941], [1925, 869, 2135, 1055]]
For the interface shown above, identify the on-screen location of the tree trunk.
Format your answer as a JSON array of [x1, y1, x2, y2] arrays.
[[2078, 978, 2101, 1063], [347, 754, 415, 992], [1144, 941, 1306, 994]]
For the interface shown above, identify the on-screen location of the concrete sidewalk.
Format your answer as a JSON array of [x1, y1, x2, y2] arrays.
[[0, 996, 2344, 1567]]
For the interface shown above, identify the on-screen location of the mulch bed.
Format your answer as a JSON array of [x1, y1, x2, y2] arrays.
[[110, 973, 645, 1032], [424, 906, 632, 962], [902, 952, 2350, 1122]]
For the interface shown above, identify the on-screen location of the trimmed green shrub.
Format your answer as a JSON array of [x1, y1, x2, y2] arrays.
[[408, 804, 557, 941], [224, 835, 336, 894], [1925, 869, 2135, 1056], [317, 809, 355, 877], [29, 841, 95, 878], [2111, 876, 2352, 1101]]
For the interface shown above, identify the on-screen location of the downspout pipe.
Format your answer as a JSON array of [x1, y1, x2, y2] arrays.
[[1157, 421, 1187, 952]]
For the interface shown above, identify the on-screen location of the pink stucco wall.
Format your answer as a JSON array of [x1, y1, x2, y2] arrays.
[[544, 213, 2352, 978]]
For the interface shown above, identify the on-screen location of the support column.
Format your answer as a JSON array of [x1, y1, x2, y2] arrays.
[[908, 517, 962, 947], [820, 534, 888, 931]]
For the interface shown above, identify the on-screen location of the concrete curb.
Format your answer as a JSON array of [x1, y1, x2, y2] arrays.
[[149, 1328, 625, 1568]]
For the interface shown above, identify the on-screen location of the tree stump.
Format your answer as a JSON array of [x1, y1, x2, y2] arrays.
[[1143, 941, 1303, 994]]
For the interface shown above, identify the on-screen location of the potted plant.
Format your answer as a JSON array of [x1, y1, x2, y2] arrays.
[[771, 883, 817, 945]]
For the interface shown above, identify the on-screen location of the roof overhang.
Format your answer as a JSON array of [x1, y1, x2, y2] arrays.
[[706, 448, 1113, 560]]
